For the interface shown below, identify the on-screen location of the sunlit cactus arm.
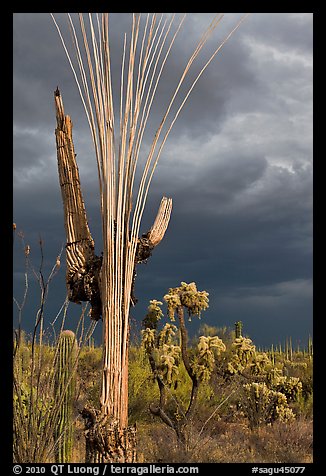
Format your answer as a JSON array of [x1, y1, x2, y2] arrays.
[[131, 198, 172, 305], [146, 197, 173, 247]]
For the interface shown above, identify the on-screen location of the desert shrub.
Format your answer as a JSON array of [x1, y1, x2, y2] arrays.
[[77, 346, 102, 409], [248, 419, 313, 463], [14, 338, 56, 462], [128, 346, 159, 423], [136, 420, 237, 463]]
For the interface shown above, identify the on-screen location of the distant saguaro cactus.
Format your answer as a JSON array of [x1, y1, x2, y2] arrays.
[[234, 321, 243, 339], [54, 330, 78, 463]]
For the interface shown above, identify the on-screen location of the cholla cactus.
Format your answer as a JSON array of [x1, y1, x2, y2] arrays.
[[158, 344, 181, 385], [232, 336, 256, 363], [142, 282, 216, 445], [157, 323, 178, 348], [226, 355, 246, 376], [192, 336, 226, 382], [163, 292, 181, 321], [275, 400, 296, 423], [142, 301, 167, 353], [141, 328, 156, 352], [272, 375, 302, 402], [143, 300, 164, 329], [161, 343, 181, 360], [250, 352, 272, 376], [198, 336, 226, 356], [141, 322, 181, 387], [265, 366, 284, 386], [225, 336, 256, 376], [242, 382, 295, 428], [164, 282, 209, 320]]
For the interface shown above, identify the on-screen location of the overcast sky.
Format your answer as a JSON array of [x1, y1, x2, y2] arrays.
[[13, 13, 313, 348]]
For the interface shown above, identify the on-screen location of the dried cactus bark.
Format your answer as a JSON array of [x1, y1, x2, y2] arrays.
[[54, 88, 102, 321], [81, 408, 137, 463]]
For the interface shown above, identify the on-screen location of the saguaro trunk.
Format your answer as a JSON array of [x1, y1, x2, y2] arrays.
[[99, 196, 173, 428], [82, 408, 137, 463]]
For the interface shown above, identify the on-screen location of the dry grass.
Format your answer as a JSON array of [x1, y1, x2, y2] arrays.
[[247, 419, 313, 463], [135, 418, 313, 463]]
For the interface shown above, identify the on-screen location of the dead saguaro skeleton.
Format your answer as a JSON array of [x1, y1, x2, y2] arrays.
[[54, 87, 172, 461], [52, 12, 247, 463], [55, 88, 172, 320]]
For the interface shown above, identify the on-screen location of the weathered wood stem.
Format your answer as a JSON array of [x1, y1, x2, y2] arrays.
[[54, 87, 102, 321]]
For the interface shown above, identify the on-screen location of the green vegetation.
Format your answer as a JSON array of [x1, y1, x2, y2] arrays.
[[13, 282, 313, 463], [13, 327, 313, 463]]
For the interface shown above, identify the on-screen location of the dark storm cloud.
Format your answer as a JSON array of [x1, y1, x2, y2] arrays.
[[13, 13, 313, 347], [243, 13, 313, 54], [144, 156, 312, 281]]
